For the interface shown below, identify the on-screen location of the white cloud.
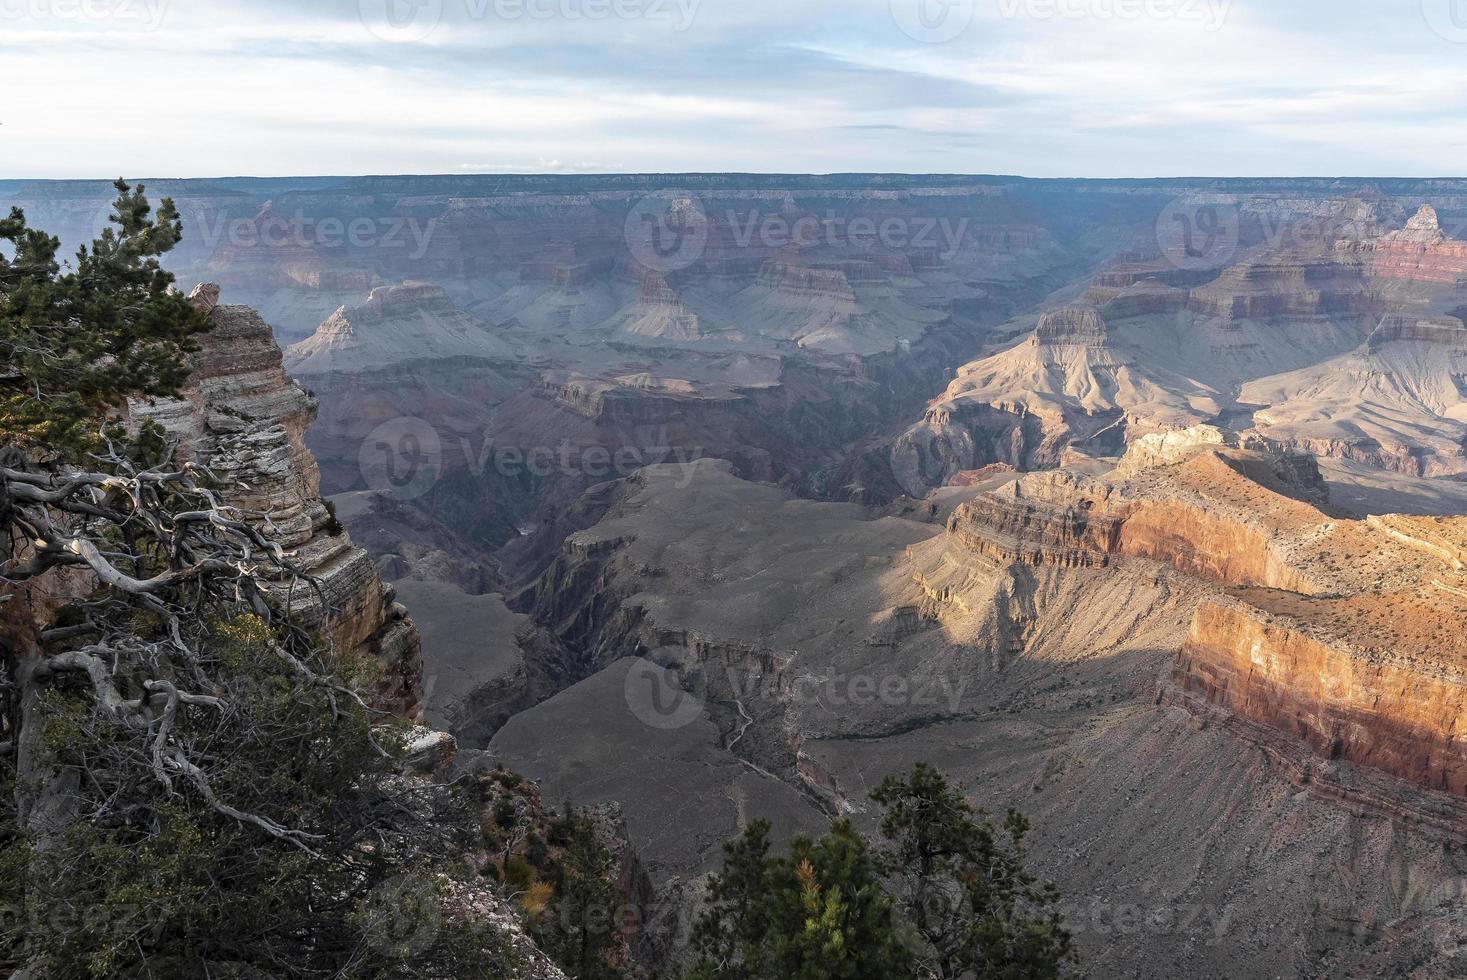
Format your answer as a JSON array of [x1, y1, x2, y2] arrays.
[[1, 0, 1464, 177]]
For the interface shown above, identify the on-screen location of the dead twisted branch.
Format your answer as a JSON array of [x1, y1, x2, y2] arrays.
[[1, 440, 351, 849]]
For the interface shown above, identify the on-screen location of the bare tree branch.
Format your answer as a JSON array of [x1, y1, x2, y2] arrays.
[[3, 442, 350, 855]]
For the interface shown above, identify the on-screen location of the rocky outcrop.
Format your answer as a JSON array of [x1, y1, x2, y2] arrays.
[[946, 431, 1329, 590], [1033, 306, 1108, 345], [751, 260, 858, 305], [537, 372, 741, 426], [946, 471, 1122, 568], [434, 878, 571, 980], [1367, 313, 1467, 350], [1185, 254, 1376, 321], [133, 284, 423, 714], [1117, 425, 1331, 502], [942, 428, 1467, 797], [1337, 204, 1467, 283], [619, 266, 702, 339], [1082, 283, 1191, 321], [286, 281, 515, 374], [889, 402, 1052, 496], [1178, 596, 1467, 795]]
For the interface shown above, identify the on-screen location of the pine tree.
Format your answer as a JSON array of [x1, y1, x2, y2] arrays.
[[688, 819, 912, 980], [872, 763, 1073, 979], [538, 813, 627, 980], [688, 765, 1075, 980], [0, 179, 209, 454]]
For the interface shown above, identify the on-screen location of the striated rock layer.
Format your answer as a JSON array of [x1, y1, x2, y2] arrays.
[[1338, 204, 1467, 283], [1178, 597, 1467, 795], [132, 284, 423, 714], [948, 426, 1467, 797]]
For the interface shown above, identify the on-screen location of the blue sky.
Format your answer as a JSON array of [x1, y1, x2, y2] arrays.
[[4, 0, 1467, 178]]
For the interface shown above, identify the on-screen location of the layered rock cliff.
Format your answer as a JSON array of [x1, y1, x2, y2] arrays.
[[132, 284, 423, 714], [1032, 305, 1110, 346], [1338, 204, 1467, 283], [944, 427, 1467, 798], [1183, 252, 1377, 321], [1177, 592, 1467, 795]]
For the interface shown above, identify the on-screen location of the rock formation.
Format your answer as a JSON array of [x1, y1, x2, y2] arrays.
[[132, 284, 423, 714], [882, 197, 1467, 498], [287, 281, 517, 373], [1241, 313, 1467, 477], [945, 427, 1467, 796], [1032, 305, 1110, 345], [1339, 203, 1467, 283], [888, 311, 1222, 493]]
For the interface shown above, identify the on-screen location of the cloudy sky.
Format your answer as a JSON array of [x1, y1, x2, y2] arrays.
[[4, 0, 1467, 178]]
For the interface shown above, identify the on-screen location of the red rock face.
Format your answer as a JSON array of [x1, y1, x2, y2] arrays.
[[1178, 599, 1467, 796], [1337, 205, 1467, 284], [1340, 239, 1467, 283], [948, 432, 1467, 796]]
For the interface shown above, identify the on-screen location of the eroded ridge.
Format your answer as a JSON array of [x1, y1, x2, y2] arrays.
[[947, 426, 1467, 795]]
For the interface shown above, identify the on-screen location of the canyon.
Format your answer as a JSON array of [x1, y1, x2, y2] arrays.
[[888, 199, 1467, 495], [492, 429, 1467, 976], [7, 174, 1467, 977]]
